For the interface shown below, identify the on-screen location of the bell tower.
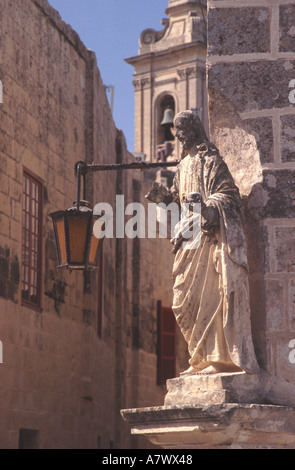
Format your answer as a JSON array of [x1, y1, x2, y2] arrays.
[[126, 0, 208, 162]]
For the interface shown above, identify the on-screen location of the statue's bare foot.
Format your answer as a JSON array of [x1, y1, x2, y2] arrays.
[[180, 361, 211, 376], [180, 366, 196, 376], [195, 365, 223, 375], [195, 362, 244, 375]]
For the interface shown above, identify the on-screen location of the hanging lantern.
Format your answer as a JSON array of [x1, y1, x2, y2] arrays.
[[49, 200, 102, 271], [49, 159, 180, 272]]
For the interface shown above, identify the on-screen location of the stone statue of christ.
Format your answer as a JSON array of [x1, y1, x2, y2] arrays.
[[146, 110, 259, 376]]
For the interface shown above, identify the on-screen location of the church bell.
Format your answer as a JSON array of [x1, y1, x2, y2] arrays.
[[160, 107, 174, 127]]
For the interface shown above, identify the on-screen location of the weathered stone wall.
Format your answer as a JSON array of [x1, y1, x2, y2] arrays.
[[207, 0, 295, 398], [0, 0, 123, 449], [0, 0, 184, 449]]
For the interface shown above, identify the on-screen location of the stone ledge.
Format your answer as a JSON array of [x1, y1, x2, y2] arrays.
[[121, 372, 295, 448], [121, 403, 295, 449]]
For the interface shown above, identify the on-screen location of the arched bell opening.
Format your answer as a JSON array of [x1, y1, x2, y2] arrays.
[[156, 95, 175, 163]]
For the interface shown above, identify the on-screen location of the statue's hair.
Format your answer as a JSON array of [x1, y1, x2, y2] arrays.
[[173, 110, 208, 141]]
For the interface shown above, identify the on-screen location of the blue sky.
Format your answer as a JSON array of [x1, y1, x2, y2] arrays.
[[48, 0, 169, 151]]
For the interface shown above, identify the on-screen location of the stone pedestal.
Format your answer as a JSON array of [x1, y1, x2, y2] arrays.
[[164, 372, 264, 406], [121, 371, 295, 449]]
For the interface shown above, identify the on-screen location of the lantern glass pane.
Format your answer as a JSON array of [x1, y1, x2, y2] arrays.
[[89, 234, 100, 265], [67, 215, 89, 263], [55, 217, 67, 264]]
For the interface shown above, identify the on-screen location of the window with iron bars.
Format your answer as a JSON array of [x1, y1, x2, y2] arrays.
[[21, 169, 43, 310]]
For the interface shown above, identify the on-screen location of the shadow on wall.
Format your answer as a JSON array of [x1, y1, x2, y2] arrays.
[[0, 247, 20, 302]]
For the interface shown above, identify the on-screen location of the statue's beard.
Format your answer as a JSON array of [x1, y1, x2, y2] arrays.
[[180, 134, 196, 159], [180, 144, 187, 159]]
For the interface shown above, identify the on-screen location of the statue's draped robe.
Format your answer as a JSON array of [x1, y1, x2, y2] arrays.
[[171, 144, 259, 373]]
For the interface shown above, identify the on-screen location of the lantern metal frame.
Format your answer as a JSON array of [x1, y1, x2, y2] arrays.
[[50, 202, 100, 271], [50, 159, 178, 272]]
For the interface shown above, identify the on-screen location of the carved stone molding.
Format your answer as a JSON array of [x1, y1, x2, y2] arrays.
[[190, 14, 207, 44], [132, 78, 152, 90], [177, 67, 198, 80], [140, 19, 169, 47]]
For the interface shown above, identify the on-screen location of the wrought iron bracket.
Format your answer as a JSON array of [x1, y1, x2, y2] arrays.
[[74, 159, 179, 211]]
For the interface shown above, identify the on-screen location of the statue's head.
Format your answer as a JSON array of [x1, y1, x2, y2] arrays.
[[173, 110, 208, 157]]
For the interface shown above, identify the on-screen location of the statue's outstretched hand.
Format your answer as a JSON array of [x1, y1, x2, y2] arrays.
[[145, 181, 170, 204]]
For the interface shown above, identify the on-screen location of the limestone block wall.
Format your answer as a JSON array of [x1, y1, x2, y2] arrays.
[[207, 0, 295, 392], [0, 0, 184, 449], [0, 0, 139, 449]]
